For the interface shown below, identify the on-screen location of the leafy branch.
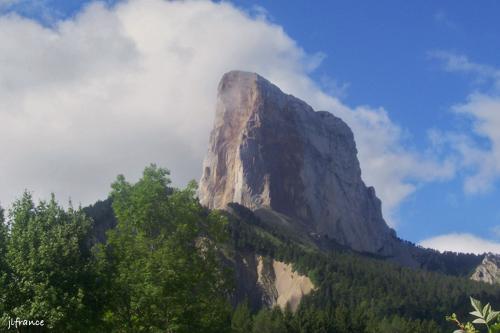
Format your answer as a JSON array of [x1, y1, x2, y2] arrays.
[[447, 297, 500, 333]]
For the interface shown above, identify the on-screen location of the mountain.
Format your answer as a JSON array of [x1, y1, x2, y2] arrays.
[[78, 71, 500, 331], [197, 71, 500, 274], [199, 70, 398, 256]]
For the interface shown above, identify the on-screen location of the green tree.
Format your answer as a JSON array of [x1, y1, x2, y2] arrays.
[[252, 308, 287, 333], [333, 304, 351, 333], [232, 300, 253, 333], [1, 192, 104, 331], [104, 164, 232, 333]]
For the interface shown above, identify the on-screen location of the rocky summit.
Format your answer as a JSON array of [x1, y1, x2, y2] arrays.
[[199, 70, 399, 255]]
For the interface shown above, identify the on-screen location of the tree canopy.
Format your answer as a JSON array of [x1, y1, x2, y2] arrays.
[[102, 164, 233, 332]]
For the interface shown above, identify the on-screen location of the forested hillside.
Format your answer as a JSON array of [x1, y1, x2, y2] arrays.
[[226, 204, 500, 332], [0, 166, 498, 332]]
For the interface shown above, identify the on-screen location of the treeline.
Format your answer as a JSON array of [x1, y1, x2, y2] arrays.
[[0, 165, 233, 332], [395, 237, 484, 277], [231, 301, 443, 333]]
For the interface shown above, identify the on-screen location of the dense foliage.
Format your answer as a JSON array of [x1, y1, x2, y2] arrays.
[[0, 193, 104, 331], [0, 166, 232, 332], [101, 165, 232, 332]]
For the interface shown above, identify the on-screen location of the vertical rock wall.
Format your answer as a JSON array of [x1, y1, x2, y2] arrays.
[[199, 71, 397, 255]]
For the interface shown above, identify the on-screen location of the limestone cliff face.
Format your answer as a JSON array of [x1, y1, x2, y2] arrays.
[[199, 71, 397, 255], [471, 253, 500, 284], [256, 256, 314, 311], [230, 252, 314, 312]]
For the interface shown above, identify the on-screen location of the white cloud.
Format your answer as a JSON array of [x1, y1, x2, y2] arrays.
[[491, 225, 500, 239], [430, 50, 500, 92], [0, 0, 453, 227], [419, 233, 500, 255], [453, 94, 500, 193], [429, 50, 500, 84], [431, 52, 500, 194]]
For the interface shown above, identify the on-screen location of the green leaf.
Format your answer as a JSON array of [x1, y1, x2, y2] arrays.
[[472, 318, 486, 324], [487, 310, 500, 323], [483, 303, 492, 316], [470, 311, 482, 318], [471, 297, 483, 314]]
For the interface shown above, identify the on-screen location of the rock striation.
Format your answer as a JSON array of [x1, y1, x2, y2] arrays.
[[471, 253, 500, 284], [199, 70, 398, 255]]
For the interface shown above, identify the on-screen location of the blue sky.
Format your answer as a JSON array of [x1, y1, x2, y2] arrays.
[[1, 0, 500, 253]]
